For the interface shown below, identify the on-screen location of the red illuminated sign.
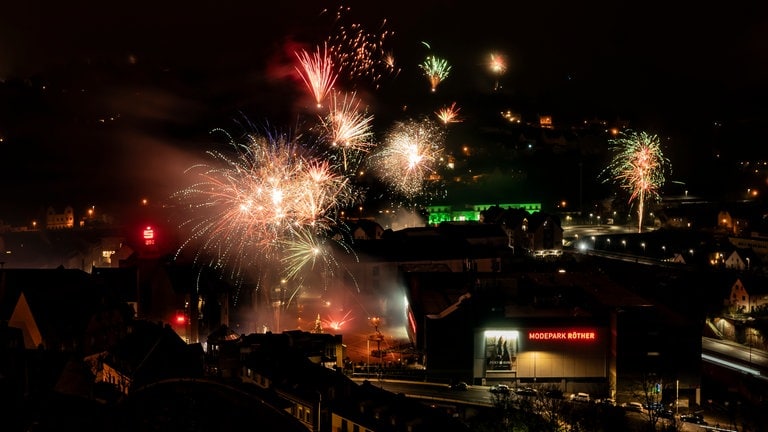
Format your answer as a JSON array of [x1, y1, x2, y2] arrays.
[[143, 226, 155, 246], [175, 313, 186, 325], [528, 329, 596, 342]]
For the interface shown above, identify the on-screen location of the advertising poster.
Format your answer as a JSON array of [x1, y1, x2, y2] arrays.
[[485, 331, 517, 371]]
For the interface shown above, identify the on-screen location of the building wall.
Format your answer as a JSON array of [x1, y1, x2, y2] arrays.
[[729, 236, 768, 259], [46, 206, 75, 229], [473, 326, 608, 388]]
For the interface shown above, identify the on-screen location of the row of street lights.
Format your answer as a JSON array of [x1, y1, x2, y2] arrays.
[[577, 235, 697, 258]]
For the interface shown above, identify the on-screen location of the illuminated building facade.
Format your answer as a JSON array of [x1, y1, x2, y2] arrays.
[[45, 205, 75, 229], [426, 203, 542, 225], [404, 269, 701, 400]]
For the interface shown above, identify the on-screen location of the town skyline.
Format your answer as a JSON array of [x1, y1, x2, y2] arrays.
[[1, 1, 767, 227]]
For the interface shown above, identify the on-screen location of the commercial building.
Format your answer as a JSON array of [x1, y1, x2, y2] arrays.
[[403, 266, 701, 401]]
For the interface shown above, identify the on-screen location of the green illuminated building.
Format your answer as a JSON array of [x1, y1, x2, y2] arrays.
[[426, 203, 542, 226]]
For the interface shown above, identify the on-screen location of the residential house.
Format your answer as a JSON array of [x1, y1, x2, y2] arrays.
[[205, 324, 242, 378], [724, 248, 760, 271], [234, 330, 469, 432], [346, 218, 385, 241], [85, 319, 204, 397], [0, 268, 131, 352], [512, 212, 564, 256], [0, 267, 137, 414], [727, 277, 768, 314]]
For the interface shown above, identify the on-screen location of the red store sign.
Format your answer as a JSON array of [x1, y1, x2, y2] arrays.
[[528, 330, 597, 342]]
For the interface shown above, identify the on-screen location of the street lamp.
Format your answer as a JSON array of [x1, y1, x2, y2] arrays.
[[368, 316, 384, 372]]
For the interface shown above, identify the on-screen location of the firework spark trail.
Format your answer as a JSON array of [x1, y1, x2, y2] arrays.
[[368, 118, 445, 199], [322, 309, 355, 332], [325, 6, 400, 88], [173, 130, 357, 282], [488, 52, 507, 91], [321, 90, 375, 172], [435, 102, 462, 125], [295, 43, 338, 108], [600, 130, 670, 233], [280, 225, 338, 281], [420, 55, 451, 92]]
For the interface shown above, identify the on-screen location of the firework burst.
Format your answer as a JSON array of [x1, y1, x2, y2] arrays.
[[435, 102, 462, 125], [420, 55, 451, 92], [321, 90, 375, 172], [173, 129, 358, 283], [600, 130, 670, 233], [295, 43, 338, 108], [368, 118, 445, 199], [321, 309, 355, 332], [489, 52, 507, 75], [279, 224, 354, 282]]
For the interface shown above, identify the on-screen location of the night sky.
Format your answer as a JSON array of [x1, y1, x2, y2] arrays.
[[1, 0, 767, 225]]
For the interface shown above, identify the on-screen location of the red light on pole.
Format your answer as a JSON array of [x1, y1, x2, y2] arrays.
[[175, 312, 186, 325]]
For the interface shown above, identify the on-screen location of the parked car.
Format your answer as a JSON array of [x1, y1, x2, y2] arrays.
[[624, 401, 644, 412], [569, 392, 590, 403], [489, 384, 511, 394], [514, 386, 538, 396], [680, 413, 707, 425], [644, 402, 663, 411], [449, 381, 469, 391]]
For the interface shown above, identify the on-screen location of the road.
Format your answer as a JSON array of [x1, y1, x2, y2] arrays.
[[351, 378, 743, 431], [702, 337, 768, 379]]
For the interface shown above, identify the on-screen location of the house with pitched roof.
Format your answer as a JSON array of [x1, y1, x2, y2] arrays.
[[0, 268, 132, 352], [724, 248, 761, 271], [727, 276, 768, 314]]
